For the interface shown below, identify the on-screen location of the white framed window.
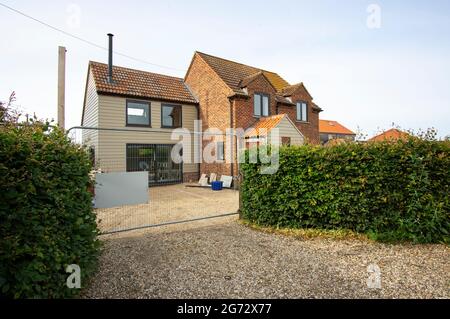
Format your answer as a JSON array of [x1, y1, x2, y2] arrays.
[[296, 101, 308, 122]]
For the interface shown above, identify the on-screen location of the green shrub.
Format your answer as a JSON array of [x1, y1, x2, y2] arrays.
[[241, 138, 450, 243], [0, 122, 100, 298]]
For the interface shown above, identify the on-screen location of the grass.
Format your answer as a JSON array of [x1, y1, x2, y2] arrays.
[[240, 220, 371, 242]]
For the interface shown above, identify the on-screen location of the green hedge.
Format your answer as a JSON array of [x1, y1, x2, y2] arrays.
[[241, 139, 450, 243], [0, 123, 100, 298]]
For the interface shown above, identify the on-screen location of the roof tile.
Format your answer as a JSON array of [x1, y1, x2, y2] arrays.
[[369, 128, 410, 141], [90, 61, 198, 104], [197, 52, 290, 94], [319, 120, 355, 135], [245, 114, 286, 137], [275, 95, 295, 105], [282, 83, 303, 96]]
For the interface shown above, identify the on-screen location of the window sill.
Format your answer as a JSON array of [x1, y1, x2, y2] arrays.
[[296, 121, 310, 124], [161, 126, 182, 129], [126, 124, 152, 128]]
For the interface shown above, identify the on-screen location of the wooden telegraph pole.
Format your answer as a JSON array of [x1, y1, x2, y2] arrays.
[[57, 46, 66, 129]]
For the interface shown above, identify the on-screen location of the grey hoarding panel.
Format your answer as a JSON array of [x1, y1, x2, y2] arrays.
[[94, 172, 149, 209]]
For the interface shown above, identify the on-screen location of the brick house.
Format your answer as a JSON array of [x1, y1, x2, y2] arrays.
[[185, 52, 323, 177], [82, 49, 323, 185], [319, 119, 356, 145]]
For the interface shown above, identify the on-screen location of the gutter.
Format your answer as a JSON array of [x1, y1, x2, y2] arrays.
[[228, 92, 250, 100]]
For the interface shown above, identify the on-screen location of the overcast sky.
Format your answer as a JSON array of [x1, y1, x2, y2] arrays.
[[1, 0, 449, 138]]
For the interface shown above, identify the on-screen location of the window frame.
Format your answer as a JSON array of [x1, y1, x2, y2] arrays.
[[125, 143, 183, 186], [161, 103, 183, 129], [126, 99, 151, 127], [217, 141, 225, 161], [282, 137, 291, 146], [254, 93, 270, 118], [296, 101, 308, 122]]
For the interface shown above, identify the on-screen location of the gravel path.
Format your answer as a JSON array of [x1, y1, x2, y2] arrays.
[[83, 219, 449, 299]]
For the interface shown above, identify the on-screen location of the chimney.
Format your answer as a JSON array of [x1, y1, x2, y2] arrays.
[[107, 33, 114, 84]]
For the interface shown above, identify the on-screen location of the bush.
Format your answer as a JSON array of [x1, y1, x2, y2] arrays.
[[240, 138, 450, 243], [0, 122, 100, 298]]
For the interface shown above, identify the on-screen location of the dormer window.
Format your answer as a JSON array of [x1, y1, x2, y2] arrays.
[[254, 93, 269, 117], [296, 101, 308, 122]]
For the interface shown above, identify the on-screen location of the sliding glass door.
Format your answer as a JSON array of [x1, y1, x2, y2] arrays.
[[126, 144, 182, 186]]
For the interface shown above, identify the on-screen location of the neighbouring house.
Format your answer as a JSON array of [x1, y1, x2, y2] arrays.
[[369, 128, 410, 142], [319, 119, 356, 145], [323, 138, 349, 147], [82, 43, 323, 185]]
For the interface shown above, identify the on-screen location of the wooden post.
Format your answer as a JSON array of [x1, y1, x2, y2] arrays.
[[238, 170, 243, 220], [57, 46, 66, 130]]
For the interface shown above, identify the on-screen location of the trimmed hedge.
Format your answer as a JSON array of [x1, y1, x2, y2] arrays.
[[241, 138, 450, 243], [0, 123, 100, 298]]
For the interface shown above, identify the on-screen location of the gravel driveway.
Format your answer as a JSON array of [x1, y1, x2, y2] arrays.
[[96, 184, 239, 233], [83, 219, 449, 299]]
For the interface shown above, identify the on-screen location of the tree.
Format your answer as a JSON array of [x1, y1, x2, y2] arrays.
[[0, 92, 19, 123]]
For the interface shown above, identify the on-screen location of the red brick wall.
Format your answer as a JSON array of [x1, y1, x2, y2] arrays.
[[234, 77, 320, 144], [185, 53, 233, 177], [185, 54, 321, 180], [183, 172, 200, 183], [278, 86, 320, 144], [232, 74, 278, 131]]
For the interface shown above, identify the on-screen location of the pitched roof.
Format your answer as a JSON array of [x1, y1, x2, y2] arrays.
[[319, 120, 355, 135], [244, 114, 303, 140], [282, 82, 313, 99], [238, 71, 274, 90], [196, 52, 290, 95], [369, 128, 410, 142], [275, 95, 295, 106], [263, 71, 291, 92], [245, 114, 286, 137], [312, 102, 323, 112], [89, 61, 198, 104], [282, 83, 303, 96]]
